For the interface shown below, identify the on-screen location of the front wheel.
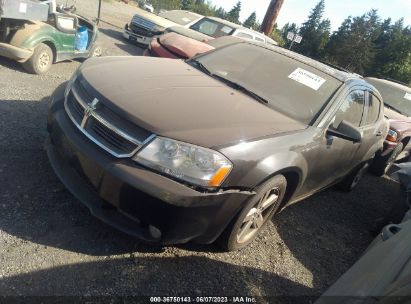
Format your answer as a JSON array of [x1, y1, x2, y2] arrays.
[[22, 43, 53, 74], [217, 175, 287, 251]]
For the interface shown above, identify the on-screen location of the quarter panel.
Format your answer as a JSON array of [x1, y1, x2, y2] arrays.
[[9, 22, 61, 51]]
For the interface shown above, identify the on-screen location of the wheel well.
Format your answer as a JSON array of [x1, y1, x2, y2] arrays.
[[42, 41, 57, 63], [255, 169, 301, 207], [281, 171, 300, 205]]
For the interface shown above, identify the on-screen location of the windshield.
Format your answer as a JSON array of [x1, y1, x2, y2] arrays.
[[366, 78, 411, 117], [190, 18, 235, 38], [159, 11, 201, 26], [191, 43, 342, 124]]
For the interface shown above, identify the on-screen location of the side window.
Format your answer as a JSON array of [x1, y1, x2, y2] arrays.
[[234, 32, 253, 40], [362, 92, 381, 126], [333, 90, 365, 128], [255, 36, 265, 42]]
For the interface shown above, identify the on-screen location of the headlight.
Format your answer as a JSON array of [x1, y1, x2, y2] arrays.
[[134, 137, 233, 187], [387, 129, 398, 142]]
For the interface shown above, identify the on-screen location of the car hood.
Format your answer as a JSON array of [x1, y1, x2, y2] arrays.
[[166, 26, 213, 42], [131, 8, 178, 28], [79, 57, 307, 148], [159, 32, 214, 58], [384, 107, 411, 121]]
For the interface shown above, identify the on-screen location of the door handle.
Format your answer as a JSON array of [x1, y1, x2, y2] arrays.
[[376, 131, 383, 137]]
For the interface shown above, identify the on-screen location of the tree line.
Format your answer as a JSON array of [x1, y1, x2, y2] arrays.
[[139, 0, 410, 85]]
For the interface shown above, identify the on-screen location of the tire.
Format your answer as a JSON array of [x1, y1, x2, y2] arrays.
[[370, 142, 403, 177], [217, 175, 287, 251], [22, 43, 53, 75], [338, 161, 370, 192]]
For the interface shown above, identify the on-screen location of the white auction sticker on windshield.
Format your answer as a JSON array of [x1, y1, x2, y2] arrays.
[[404, 92, 411, 101], [289, 68, 326, 91]]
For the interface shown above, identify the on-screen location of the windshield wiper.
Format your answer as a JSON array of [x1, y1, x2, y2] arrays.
[[211, 74, 269, 104], [190, 60, 212, 76], [190, 60, 269, 104]]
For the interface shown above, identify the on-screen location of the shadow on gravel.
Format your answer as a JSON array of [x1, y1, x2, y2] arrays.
[[272, 174, 398, 293], [0, 98, 147, 256], [0, 256, 314, 301], [99, 28, 144, 56], [0, 57, 26, 73]]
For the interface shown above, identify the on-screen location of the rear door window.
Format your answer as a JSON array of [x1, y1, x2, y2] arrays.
[[362, 92, 381, 126]]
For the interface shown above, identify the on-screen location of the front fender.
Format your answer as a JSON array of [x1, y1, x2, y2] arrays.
[[219, 133, 310, 191]]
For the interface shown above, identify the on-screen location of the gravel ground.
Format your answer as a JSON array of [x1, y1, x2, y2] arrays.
[[0, 1, 400, 302]]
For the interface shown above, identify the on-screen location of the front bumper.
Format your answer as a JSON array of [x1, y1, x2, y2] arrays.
[[123, 24, 153, 46], [46, 85, 252, 244], [0, 42, 33, 62]]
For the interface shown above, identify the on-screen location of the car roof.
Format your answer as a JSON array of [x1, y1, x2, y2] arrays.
[[365, 77, 411, 93], [207, 17, 245, 29], [229, 40, 362, 83], [159, 10, 203, 24]]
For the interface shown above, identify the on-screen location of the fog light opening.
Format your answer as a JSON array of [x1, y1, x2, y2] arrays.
[[149, 225, 162, 239]]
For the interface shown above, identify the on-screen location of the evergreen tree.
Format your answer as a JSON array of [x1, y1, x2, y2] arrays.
[[226, 1, 242, 24], [371, 19, 411, 83], [296, 0, 330, 58], [180, 0, 193, 10], [215, 7, 227, 18], [243, 12, 257, 29], [324, 10, 380, 74]]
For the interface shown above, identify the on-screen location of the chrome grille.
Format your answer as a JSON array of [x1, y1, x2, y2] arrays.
[[64, 79, 155, 158], [131, 15, 155, 30], [130, 23, 155, 37]]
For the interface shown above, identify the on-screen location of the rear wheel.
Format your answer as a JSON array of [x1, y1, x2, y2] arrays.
[[22, 43, 53, 74], [370, 142, 403, 176], [217, 175, 287, 251], [338, 161, 370, 192]]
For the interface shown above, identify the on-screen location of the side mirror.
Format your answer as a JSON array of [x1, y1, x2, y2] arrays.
[[327, 120, 362, 143]]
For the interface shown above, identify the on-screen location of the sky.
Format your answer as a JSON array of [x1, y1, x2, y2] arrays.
[[209, 0, 411, 31]]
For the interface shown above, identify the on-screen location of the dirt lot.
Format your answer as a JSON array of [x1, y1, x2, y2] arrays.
[[0, 1, 400, 302]]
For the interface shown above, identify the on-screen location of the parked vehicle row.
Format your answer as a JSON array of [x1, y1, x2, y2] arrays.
[[123, 8, 278, 48]]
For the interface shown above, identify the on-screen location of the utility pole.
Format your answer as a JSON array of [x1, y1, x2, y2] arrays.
[[261, 0, 284, 36], [97, 0, 102, 25]]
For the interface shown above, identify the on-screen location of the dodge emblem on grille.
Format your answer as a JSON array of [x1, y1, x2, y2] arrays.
[[81, 98, 99, 128]]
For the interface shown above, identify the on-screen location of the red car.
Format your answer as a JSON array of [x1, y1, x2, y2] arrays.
[[367, 78, 411, 175], [144, 32, 243, 59]]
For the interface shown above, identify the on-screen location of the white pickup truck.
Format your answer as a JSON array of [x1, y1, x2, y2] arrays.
[[123, 8, 203, 46]]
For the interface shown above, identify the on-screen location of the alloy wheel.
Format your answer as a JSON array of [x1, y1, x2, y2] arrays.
[[236, 187, 280, 244], [38, 52, 51, 71]]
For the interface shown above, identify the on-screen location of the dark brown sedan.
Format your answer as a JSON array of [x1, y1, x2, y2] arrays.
[[46, 41, 388, 251]]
